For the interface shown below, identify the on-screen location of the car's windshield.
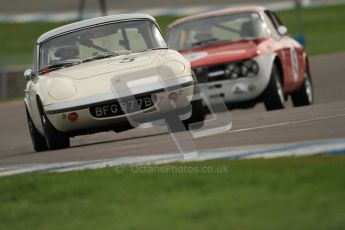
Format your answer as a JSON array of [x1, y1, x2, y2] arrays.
[[39, 20, 167, 71], [167, 12, 269, 50]]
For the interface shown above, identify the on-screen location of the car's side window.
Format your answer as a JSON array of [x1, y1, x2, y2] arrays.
[[263, 11, 279, 36], [265, 10, 285, 33], [33, 45, 37, 73], [271, 11, 284, 27]]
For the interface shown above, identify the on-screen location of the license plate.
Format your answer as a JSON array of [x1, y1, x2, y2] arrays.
[[90, 95, 154, 118]]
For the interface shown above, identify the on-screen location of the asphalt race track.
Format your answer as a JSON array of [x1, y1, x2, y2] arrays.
[[0, 53, 345, 167]]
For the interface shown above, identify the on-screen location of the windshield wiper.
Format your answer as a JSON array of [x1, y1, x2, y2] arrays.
[[39, 60, 81, 74], [136, 47, 168, 53], [148, 47, 168, 50], [191, 38, 219, 48], [82, 50, 132, 63]]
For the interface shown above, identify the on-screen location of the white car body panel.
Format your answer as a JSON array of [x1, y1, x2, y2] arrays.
[[26, 49, 194, 135], [24, 14, 196, 137]]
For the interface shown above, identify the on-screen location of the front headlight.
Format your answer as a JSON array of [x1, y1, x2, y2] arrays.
[[242, 59, 259, 78], [225, 63, 240, 79], [225, 59, 259, 79], [158, 60, 186, 78], [48, 79, 77, 100]]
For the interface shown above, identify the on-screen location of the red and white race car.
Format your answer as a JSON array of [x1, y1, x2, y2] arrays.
[[167, 6, 313, 110]]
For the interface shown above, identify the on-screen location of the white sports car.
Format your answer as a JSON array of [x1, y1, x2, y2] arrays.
[[24, 14, 204, 151]]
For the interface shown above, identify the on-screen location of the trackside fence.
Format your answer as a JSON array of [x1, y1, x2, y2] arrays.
[[0, 67, 26, 100]]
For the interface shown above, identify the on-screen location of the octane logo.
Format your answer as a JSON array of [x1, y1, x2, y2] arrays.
[[111, 74, 232, 159]]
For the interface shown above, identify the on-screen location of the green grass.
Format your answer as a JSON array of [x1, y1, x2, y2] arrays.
[[0, 155, 345, 229], [0, 4, 345, 67], [0, 22, 66, 65], [278, 4, 345, 55]]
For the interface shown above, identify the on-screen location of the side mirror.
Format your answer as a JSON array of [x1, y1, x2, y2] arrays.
[[277, 25, 288, 35], [24, 69, 34, 81]]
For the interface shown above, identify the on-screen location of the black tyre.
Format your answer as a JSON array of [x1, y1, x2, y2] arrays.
[[183, 99, 205, 130], [291, 69, 314, 107], [37, 100, 70, 150], [26, 106, 48, 152], [263, 63, 285, 111]]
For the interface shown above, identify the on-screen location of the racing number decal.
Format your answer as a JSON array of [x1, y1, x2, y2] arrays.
[[290, 47, 299, 82]]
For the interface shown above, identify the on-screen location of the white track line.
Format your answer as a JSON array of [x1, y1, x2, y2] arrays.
[[1, 138, 345, 177], [230, 113, 345, 133]]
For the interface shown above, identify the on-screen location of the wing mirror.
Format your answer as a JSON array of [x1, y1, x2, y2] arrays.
[[24, 69, 35, 81], [277, 25, 288, 35]]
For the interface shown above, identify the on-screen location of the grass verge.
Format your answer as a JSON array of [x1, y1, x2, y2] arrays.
[[1, 4, 345, 66], [0, 155, 344, 229]]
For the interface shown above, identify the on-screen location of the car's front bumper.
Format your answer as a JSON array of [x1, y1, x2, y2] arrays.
[[45, 83, 195, 133], [195, 53, 274, 104], [204, 76, 268, 103]]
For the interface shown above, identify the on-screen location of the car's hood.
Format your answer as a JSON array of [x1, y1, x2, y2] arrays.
[[52, 50, 162, 80], [180, 39, 262, 67], [36, 49, 193, 105]]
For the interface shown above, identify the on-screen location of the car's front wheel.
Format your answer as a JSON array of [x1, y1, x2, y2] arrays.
[[291, 69, 314, 107], [263, 63, 285, 111], [26, 106, 48, 152], [37, 100, 70, 150], [41, 112, 70, 150]]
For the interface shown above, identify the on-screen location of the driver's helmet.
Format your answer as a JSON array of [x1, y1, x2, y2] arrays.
[[240, 15, 263, 38], [189, 25, 215, 43], [50, 40, 80, 63]]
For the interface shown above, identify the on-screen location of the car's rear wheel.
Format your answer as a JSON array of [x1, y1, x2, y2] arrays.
[[263, 63, 285, 111], [37, 100, 70, 150], [291, 69, 313, 107], [26, 106, 48, 152], [183, 99, 205, 130]]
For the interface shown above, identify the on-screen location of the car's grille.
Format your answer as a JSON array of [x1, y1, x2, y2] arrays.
[[193, 64, 228, 83], [193, 60, 255, 83], [89, 94, 155, 118], [207, 64, 229, 82]]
